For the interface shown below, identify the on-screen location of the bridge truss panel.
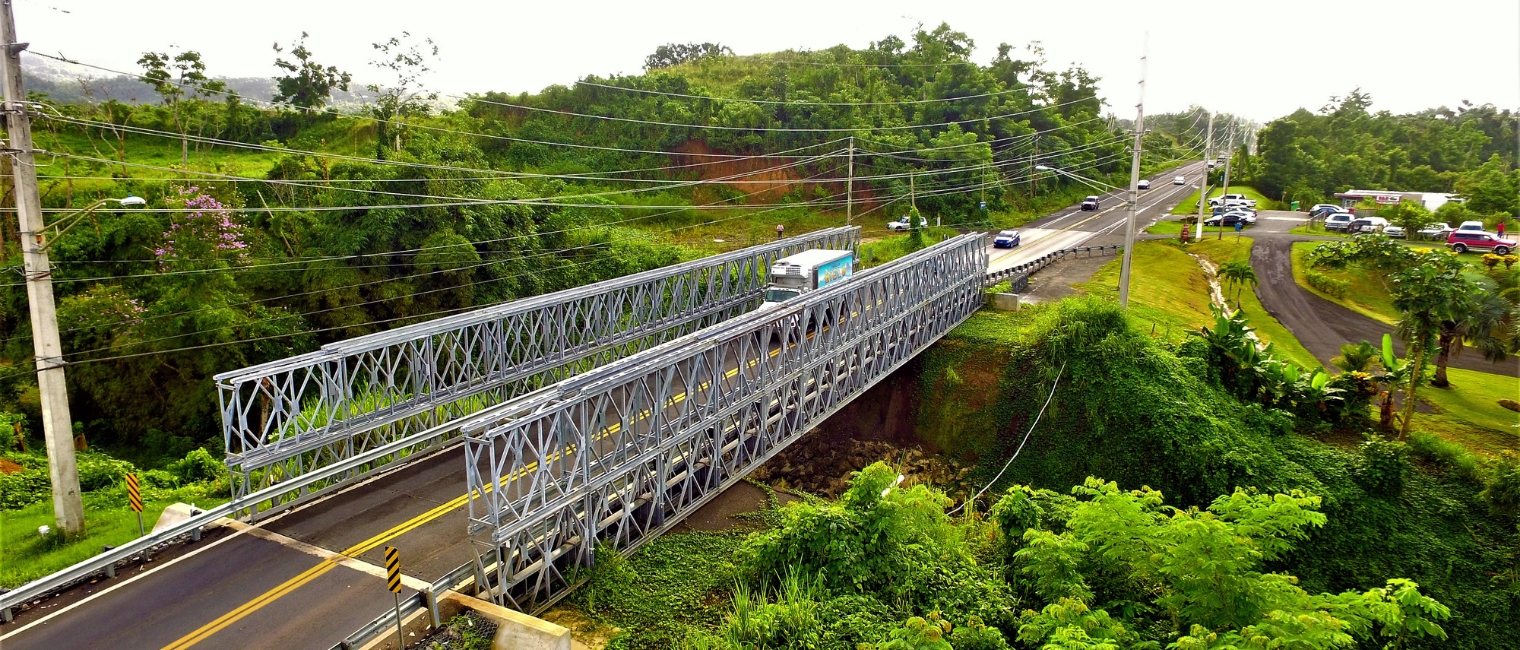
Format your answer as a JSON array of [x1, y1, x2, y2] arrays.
[[214, 227, 858, 509], [461, 233, 987, 612]]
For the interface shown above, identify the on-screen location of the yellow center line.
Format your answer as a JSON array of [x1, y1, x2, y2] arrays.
[[165, 306, 878, 648]]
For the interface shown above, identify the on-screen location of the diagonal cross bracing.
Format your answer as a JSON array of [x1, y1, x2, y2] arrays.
[[460, 233, 987, 612], [214, 227, 858, 510]]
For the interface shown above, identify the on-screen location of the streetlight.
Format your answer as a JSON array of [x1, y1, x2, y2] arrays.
[[22, 194, 146, 535], [38, 195, 146, 251]]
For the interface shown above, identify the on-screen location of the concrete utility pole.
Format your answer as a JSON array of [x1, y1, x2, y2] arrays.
[[1117, 34, 1148, 309], [1218, 128, 1235, 241], [0, 0, 84, 534], [1196, 112, 1214, 240], [845, 136, 854, 225]]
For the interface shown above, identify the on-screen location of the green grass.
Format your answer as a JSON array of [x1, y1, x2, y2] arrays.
[[1170, 185, 1274, 215], [1417, 368, 1520, 453], [1145, 219, 1186, 235], [1077, 238, 1319, 368], [0, 494, 228, 588], [1290, 242, 1401, 325]]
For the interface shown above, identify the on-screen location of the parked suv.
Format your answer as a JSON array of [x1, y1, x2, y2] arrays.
[[1446, 230, 1515, 255], [1323, 213, 1354, 231], [1346, 217, 1389, 233], [1081, 196, 1100, 210]]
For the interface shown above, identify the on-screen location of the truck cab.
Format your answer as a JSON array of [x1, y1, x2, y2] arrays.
[[760, 249, 855, 309]]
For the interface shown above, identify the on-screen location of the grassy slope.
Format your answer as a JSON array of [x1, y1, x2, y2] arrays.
[[1, 494, 229, 587], [1076, 238, 1320, 368], [1169, 185, 1274, 215], [1289, 242, 1400, 324], [1418, 368, 1520, 452]]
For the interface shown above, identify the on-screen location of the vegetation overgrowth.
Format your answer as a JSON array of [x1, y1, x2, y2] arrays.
[[564, 297, 1517, 649], [0, 23, 1210, 460]]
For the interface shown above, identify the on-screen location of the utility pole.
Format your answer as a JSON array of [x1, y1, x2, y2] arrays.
[[1196, 112, 1214, 240], [845, 136, 854, 225], [1218, 128, 1235, 241], [1, 0, 84, 535], [1117, 33, 1147, 309]]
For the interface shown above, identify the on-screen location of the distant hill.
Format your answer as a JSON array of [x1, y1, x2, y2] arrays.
[[19, 53, 372, 108]]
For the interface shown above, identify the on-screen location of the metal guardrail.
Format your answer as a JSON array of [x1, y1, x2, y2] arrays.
[[983, 245, 1122, 293], [215, 228, 858, 518], [1, 230, 861, 623], [327, 553, 492, 650]]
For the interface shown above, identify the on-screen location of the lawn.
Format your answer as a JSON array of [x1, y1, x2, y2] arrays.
[[0, 494, 228, 588], [1417, 368, 1520, 453], [1290, 242, 1401, 324], [1145, 219, 1186, 235], [1169, 185, 1275, 215], [1075, 237, 1318, 368]]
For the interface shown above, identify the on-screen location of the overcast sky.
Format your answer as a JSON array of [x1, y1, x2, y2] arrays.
[[15, 0, 1520, 123]]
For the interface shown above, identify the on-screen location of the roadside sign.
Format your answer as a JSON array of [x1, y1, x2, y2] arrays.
[[385, 545, 405, 648], [126, 473, 144, 537]]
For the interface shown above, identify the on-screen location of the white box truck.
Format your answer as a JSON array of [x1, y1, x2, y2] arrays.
[[761, 249, 855, 308]]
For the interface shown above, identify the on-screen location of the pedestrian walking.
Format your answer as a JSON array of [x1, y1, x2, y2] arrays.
[[1499, 221, 1507, 238], [776, 223, 785, 239]]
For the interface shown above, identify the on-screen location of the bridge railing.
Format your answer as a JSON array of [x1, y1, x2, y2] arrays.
[[459, 233, 987, 612], [984, 244, 1122, 293], [214, 227, 858, 516]]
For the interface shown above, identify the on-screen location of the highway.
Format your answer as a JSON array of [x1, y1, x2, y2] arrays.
[[985, 161, 1207, 273], [0, 169, 1198, 650]]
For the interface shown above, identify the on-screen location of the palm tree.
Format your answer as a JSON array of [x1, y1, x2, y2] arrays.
[[1332, 341, 1381, 373], [1432, 289, 1510, 387], [1217, 261, 1259, 306]]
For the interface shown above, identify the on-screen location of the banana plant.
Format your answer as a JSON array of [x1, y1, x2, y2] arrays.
[[1370, 334, 1413, 433]]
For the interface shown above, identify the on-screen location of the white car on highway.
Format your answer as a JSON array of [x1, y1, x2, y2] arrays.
[[886, 216, 928, 231], [1173, 176, 1186, 185], [1138, 179, 1151, 190]]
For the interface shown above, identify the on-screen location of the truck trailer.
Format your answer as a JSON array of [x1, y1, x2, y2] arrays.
[[761, 249, 854, 308]]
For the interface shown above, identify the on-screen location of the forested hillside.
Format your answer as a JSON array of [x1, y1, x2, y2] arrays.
[[0, 24, 1207, 458], [1241, 89, 1518, 218]]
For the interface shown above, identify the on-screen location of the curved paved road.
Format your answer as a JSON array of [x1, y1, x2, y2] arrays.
[[1247, 220, 1518, 377]]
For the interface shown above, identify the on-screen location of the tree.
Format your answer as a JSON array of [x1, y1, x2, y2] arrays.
[[1006, 478, 1450, 649], [1217, 261, 1258, 306], [138, 50, 227, 167], [272, 32, 352, 113], [1381, 199, 1435, 235], [1455, 154, 1518, 217], [367, 32, 438, 160], [643, 42, 734, 70], [1388, 251, 1472, 437], [1432, 288, 1510, 387]]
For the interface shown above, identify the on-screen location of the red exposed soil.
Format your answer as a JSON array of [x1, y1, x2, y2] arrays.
[[0, 458, 23, 474], [672, 140, 880, 208]]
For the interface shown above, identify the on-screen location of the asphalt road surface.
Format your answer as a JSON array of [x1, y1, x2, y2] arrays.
[[987, 161, 1206, 273]]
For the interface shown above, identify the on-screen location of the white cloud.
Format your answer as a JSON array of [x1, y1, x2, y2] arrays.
[[17, 0, 1519, 122]]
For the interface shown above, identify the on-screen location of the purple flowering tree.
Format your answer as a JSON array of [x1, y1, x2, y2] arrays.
[[156, 186, 250, 262]]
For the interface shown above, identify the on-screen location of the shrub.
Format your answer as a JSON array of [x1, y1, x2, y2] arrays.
[[1479, 451, 1520, 516], [1355, 436, 1409, 497], [1305, 269, 1350, 298], [169, 448, 225, 484]]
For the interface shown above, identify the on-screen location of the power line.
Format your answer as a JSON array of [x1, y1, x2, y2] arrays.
[[570, 78, 1062, 108]]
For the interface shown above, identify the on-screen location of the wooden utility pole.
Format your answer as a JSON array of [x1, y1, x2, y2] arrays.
[[1, 0, 84, 534]]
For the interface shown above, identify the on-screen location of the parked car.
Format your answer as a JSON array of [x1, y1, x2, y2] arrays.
[[1173, 176, 1186, 185], [1382, 225, 1406, 238], [1138, 179, 1151, 190], [992, 230, 1022, 248], [1457, 220, 1486, 232], [1080, 196, 1101, 211], [1209, 193, 1257, 208], [1324, 213, 1355, 231], [886, 215, 928, 231], [1346, 217, 1389, 233], [1417, 222, 1454, 240], [1204, 212, 1253, 227], [1447, 231, 1515, 254], [1308, 204, 1341, 218]]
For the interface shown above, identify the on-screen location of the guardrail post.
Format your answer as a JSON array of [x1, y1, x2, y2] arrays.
[[424, 587, 441, 629], [2, 606, 11, 623]]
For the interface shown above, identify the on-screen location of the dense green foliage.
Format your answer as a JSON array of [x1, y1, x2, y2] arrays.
[[0, 23, 1196, 458], [1240, 89, 1519, 223]]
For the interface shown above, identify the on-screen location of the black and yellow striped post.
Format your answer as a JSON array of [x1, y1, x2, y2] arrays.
[[385, 546, 404, 648], [126, 473, 144, 537]]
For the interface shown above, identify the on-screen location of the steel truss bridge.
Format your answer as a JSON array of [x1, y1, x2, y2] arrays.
[[457, 234, 986, 612], [214, 227, 858, 517]]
